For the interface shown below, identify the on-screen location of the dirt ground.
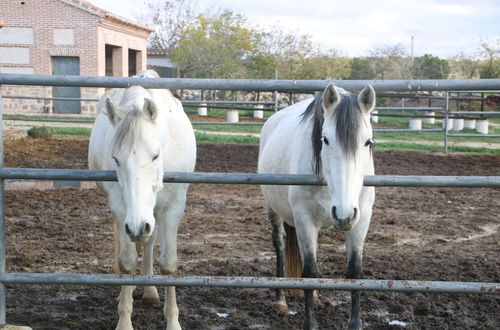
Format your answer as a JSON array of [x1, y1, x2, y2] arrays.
[[2, 138, 499, 330]]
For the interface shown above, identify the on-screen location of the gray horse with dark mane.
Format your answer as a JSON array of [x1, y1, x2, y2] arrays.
[[258, 84, 376, 329]]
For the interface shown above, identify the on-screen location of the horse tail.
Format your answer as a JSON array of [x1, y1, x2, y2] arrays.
[[284, 223, 302, 279]]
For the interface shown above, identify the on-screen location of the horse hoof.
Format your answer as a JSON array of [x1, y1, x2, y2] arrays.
[[312, 290, 321, 303], [347, 319, 363, 330], [142, 296, 162, 308], [115, 321, 134, 330], [273, 301, 289, 313], [166, 321, 182, 330]]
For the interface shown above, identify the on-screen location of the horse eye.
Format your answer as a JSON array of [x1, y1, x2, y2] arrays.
[[112, 156, 120, 166], [152, 154, 159, 161], [321, 136, 330, 145], [365, 138, 374, 147]]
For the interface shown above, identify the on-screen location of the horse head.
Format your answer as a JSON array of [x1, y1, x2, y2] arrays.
[[320, 84, 375, 231], [106, 87, 165, 242]]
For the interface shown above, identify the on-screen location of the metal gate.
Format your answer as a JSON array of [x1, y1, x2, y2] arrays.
[[51, 56, 81, 114], [0, 74, 499, 326]]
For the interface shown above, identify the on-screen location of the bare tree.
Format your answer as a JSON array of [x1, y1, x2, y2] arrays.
[[139, 0, 197, 55], [449, 52, 480, 79], [368, 44, 409, 79], [476, 37, 500, 78]]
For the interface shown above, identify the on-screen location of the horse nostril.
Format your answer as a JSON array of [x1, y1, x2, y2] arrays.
[[125, 224, 131, 236], [352, 207, 358, 220], [331, 206, 338, 220], [144, 222, 151, 235]]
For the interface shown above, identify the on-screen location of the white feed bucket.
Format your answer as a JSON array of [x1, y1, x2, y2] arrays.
[[424, 111, 435, 124], [371, 110, 378, 123], [452, 118, 464, 131], [464, 119, 476, 130], [197, 103, 207, 116], [227, 110, 239, 123], [476, 119, 489, 134], [253, 104, 264, 119], [409, 118, 422, 130]]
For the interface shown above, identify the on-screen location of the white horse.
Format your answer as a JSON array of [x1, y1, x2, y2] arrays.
[[88, 70, 196, 330], [258, 84, 376, 330]]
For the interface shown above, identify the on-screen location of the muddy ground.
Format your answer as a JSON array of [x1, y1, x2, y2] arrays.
[[2, 138, 499, 329]]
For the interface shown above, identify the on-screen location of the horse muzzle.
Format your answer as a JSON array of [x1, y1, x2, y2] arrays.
[[331, 206, 358, 231], [125, 220, 153, 243]]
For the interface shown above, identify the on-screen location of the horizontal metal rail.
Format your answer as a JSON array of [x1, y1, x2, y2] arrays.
[[0, 273, 498, 295], [1, 95, 99, 102], [0, 169, 499, 187], [373, 128, 443, 133], [447, 134, 500, 138], [376, 107, 443, 111], [192, 121, 263, 126], [2, 74, 500, 92], [4, 117, 94, 124], [183, 100, 275, 105], [450, 111, 500, 115]]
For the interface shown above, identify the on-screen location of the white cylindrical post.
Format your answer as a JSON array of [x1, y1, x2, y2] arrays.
[[476, 119, 489, 134], [409, 118, 422, 130], [253, 104, 264, 119], [442, 118, 453, 131], [371, 110, 378, 123], [464, 119, 476, 130], [424, 111, 435, 124], [197, 103, 207, 116], [227, 110, 239, 123], [452, 118, 464, 131]]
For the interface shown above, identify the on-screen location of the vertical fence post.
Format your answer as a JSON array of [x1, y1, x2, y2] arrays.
[[0, 87, 6, 324], [273, 70, 278, 112], [444, 91, 449, 152]]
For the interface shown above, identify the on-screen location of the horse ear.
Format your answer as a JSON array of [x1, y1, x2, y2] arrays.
[[322, 84, 340, 114], [358, 85, 376, 113], [106, 97, 121, 126], [143, 98, 159, 121]]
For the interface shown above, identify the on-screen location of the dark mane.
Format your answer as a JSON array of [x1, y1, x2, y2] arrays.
[[301, 91, 365, 175]]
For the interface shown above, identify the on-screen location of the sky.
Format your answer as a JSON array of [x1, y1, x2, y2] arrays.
[[89, 0, 500, 59]]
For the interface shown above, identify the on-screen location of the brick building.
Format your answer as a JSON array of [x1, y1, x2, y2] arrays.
[[0, 0, 153, 115]]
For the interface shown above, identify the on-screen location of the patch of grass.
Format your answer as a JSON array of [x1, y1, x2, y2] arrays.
[[51, 127, 92, 137], [195, 132, 259, 145], [27, 126, 54, 138], [375, 128, 500, 143], [375, 141, 500, 154]]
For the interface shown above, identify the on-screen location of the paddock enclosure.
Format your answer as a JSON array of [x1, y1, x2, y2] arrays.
[[2, 139, 498, 329], [0, 75, 499, 329]]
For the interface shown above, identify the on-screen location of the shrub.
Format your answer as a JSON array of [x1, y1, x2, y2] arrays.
[[27, 126, 54, 138]]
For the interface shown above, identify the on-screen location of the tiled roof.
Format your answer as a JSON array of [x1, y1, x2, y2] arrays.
[[59, 0, 154, 32]]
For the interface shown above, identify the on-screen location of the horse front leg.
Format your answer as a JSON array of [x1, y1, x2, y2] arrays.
[[269, 208, 288, 313], [141, 228, 161, 307], [157, 206, 183, 330], [295, 214, 321, 330], [114, 220, 139, 330], [345, 210, 371, 330]]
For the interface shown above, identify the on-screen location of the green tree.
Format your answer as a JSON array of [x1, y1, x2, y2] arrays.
[[171, 10, 254, 78], [349, 57, 376, 79], [414, 54, 450, 79]]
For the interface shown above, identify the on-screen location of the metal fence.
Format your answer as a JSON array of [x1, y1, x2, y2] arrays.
[[2, 77, 500, 150], [0, 74, 499, 325]]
